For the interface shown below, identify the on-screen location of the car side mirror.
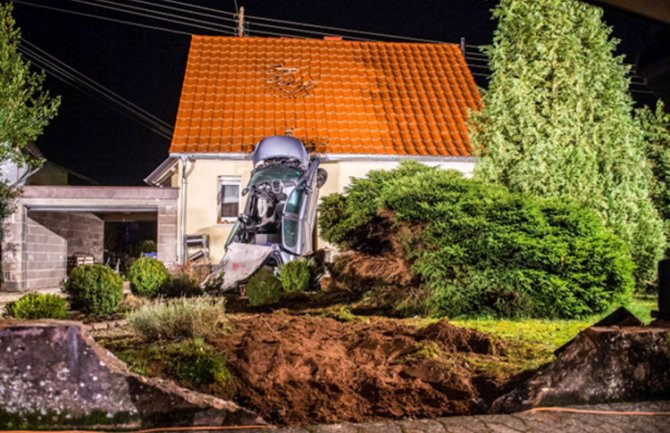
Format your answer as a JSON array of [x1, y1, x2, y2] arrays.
[[316, 168, 328, 188], [242, 187, 249, 196]]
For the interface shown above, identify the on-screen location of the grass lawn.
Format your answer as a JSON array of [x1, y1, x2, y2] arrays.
[[449, 296, 657, 378]]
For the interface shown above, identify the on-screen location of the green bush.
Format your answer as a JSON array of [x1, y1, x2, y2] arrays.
[[160, 273, 203, 298], [138, 240, 157, 254], [127, 257, 170, 297], [4, 292, 68, 320], [246, 268, 282, 306], [279, 258, 316, 293], [319, 162, 635, 319], [147, 337, 236, 398], [128, 297, 227, 341], [63, 264, 123, 317]]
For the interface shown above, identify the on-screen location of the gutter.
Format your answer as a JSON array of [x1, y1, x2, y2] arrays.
[[169, 152, 476, 163], [144, 156, 179, 187]]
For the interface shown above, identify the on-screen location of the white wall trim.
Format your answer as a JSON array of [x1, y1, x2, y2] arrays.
[[169, 152, 475, 163]]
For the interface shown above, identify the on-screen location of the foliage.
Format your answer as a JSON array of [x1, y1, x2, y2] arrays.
[[638, 101, 670, 257], [159, 338, 236, 396], [319, 162, 634, 319], [468, 0, 664, 286], [63, 264, 123, 317], [4, 292, 68, 320], [128, 297, 227, 341], [0, 3, 59, 167], [137, 240, 157, 254], [159, 273, 203, 298], [127, 257, 170, 297], [246, 268, 282, 306], [279, 258, 316, 293], [202, 270, 225, 292], [107, 336, 236, 400]]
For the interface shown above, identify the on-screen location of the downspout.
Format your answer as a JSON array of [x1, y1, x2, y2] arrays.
[[22, 205, 28, 289], [179, 156, 188, 264]]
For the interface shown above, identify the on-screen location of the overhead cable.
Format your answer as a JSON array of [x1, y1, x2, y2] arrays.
[[62, 0, 235, 34], [14, 0, 192, 35], [19, 42, 172, 139]]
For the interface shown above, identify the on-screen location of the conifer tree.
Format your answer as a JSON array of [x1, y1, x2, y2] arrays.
[[0, 2, 59, 168], [638, 101, 670, 256], [469, 0, 664, 285]]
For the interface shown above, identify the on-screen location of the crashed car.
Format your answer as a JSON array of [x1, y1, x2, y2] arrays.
[[213, 135, 327, 291]]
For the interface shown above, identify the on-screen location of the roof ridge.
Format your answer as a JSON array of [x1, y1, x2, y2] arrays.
[[190, 34, 460, 47]]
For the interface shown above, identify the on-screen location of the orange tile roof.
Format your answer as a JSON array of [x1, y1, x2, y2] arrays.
[[170, 36, 481, 157]]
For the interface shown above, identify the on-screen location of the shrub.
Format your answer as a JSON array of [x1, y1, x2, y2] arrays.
[[63, 264, 123, 317], [127, 257, 170, 297], [246, 268, 282, 306], [160, 273, 203, 298], [319, 162, 635, 319], [4, 292, 68, 320], [160, 337, 236, 397], [279, 258, 316, 293], [128, 297, 227, 341], [138, 239, 157, 254]]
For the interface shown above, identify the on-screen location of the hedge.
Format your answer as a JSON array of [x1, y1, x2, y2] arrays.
[[319, 161, 634, 319]]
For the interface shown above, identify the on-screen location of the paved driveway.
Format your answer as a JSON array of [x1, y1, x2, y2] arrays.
[[272, 401, 670, 433]]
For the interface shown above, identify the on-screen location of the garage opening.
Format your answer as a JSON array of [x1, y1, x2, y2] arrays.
[[25, 209, 158, 290]]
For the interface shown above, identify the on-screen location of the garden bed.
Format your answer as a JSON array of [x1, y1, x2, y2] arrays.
[[94, 295, 658, 426], [98, 311, 529, 425]]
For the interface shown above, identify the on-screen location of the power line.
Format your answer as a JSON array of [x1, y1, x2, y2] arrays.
[[155, 0, 236, 17], [14, 1, 656, 97], [62, 0, 234, 34], [22, 46, 171, 138], [125, 0, 237, 24], [18, 42, 172, 139], [14, 0, 192, 36], [247, 19, 373, 41], [154, 0, 449, 43], [23, 39, 172, 133]]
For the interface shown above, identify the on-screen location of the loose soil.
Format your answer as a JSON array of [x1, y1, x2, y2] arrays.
[[211, 312, 510, 425]]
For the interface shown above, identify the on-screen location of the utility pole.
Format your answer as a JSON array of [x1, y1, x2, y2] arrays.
[[237, 6, 245, 37]]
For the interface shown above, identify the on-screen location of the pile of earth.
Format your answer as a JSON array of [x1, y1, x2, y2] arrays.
[[211, 313, 509, 425]]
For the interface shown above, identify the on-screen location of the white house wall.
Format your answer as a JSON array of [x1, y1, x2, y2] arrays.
[[177, 158, 476, 264]]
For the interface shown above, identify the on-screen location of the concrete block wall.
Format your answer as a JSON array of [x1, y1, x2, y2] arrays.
[[25, 215, 67, 290], [23, 212, 103, 290], [30, 212, 104, 262], [2, 210, 25, 292], [157, 204, 178, 269]]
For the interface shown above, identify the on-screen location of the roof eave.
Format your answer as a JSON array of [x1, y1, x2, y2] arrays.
[[168, 152, 475, 163], [144, 156, 179, 186]]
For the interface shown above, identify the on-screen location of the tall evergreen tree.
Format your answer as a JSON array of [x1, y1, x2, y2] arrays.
[[638, 101, 670, 256], [469, 0, 664, 285], [0, 2, 59, 168]]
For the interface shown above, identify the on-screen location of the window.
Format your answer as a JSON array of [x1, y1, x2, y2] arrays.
[[218, 176, 241, 223]]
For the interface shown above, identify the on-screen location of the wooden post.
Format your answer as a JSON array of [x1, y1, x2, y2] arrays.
[[237, 6, 245, 37]]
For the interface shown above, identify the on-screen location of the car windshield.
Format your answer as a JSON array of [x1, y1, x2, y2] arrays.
[[250, 166, 303, 185]]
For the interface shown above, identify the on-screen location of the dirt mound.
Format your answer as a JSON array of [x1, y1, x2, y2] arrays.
[[213, 313, 505, 425]]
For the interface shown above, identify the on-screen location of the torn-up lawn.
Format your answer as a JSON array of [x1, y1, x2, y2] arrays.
[[94, 295, 657, 426]]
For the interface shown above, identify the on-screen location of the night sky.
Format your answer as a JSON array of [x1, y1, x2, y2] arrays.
[[9, 0, 670, 185]]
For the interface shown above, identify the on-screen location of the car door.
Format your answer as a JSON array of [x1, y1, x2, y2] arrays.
[[282, 158, 319, 256]]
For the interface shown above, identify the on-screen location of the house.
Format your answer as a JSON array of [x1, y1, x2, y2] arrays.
[[145, 36, 482, 265]]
